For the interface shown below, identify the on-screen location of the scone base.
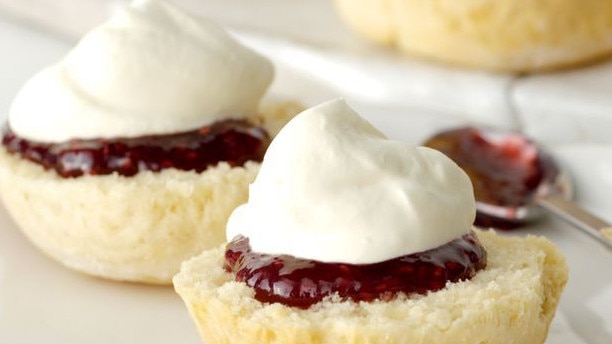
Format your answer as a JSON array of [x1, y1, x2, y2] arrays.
[[174, 230, 568, 344], [0, 148, 259, 284], [0, 100, 303, 284]]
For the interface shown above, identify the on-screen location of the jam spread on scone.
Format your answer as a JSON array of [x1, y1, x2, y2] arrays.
[[423, 127, 559, 228], [225, 233, 486, 309], [2, 120, 269, 177], [223, 100, 488, 309]]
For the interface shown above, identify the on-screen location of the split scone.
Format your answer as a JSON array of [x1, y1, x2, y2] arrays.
[[174, 99, 568, 343], [0, 0, 301, 284], [175, 231, 566, 344], [334, 0, 612, 73]]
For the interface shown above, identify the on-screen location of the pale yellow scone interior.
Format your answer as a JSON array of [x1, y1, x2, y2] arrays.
[[0, 101, 301, 285], [174, 230, 568, 344], [334, 0, 612, 72]]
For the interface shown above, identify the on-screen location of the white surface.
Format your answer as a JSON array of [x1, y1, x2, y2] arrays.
[[512, 62, 612, 144], [238, 32, 517, 129], [0, 13, 611, 344]]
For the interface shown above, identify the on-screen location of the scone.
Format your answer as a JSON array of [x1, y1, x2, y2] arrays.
[[174, 99, 568, 343], [334, 0, 612, 72], [0, 0, 302, 284], [175, 231, 566, 344]]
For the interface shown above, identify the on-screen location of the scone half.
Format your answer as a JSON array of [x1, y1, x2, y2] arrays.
[[174, 230, 568, 344], [0, 100, 302, 284], [334, 0, 612, 73]]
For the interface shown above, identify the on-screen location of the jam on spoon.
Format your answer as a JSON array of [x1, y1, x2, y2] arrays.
[[2, 119, 270, 178], [423, 126, 559, 229], [225, 232, 487, 309], [424, 126, 612, 251]]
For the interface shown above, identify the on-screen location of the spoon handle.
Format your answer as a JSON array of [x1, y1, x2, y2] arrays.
[[537, 195, 612, 251]]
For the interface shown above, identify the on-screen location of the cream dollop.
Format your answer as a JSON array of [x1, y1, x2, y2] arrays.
[[9, 0, 273, 142], [226, 99, 476, 264]]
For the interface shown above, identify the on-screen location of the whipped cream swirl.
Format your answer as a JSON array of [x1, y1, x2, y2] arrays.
[[9, 0, 273, 142], [227, 99, 476, 264]]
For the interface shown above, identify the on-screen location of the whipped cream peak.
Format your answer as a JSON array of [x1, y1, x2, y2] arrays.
[[9, 0, 273, 142], [227, 99, 476, 264]]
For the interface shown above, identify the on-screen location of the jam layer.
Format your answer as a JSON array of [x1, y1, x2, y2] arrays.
[[225, 232, 487, 309], [2, 119, 270, 178]]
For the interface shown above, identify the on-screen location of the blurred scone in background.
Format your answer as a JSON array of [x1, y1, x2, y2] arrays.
[[5, 0, 612, 74], [333, 0, 612, 73]]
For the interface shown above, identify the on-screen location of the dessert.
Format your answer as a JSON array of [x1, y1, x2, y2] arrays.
[[174, 99, 568, 344], [333, 0, 612, 72], [0, 0, 301, 284]]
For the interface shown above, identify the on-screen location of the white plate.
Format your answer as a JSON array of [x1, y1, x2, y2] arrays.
[[0, 17, 611, 344]]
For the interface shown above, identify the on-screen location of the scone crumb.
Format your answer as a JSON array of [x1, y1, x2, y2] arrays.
[[174, 230, 568, 344]]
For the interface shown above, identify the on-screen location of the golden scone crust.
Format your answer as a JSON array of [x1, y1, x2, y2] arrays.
[[174, 230, 568, 344], [334, 0, 612, 72], [0, 101, 302, 284]]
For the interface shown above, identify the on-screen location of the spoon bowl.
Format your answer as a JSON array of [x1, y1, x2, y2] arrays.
[[423, 126, 611, 250]]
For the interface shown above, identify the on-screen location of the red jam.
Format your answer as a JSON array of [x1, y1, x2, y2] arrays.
[[423, 127, 558, 229], [224, 232, 487, 309], [1, 119, 270, 178]]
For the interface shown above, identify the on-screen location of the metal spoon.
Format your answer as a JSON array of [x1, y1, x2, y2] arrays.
[[423, 126, 612, 251], [537, 193, 612, 251]]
